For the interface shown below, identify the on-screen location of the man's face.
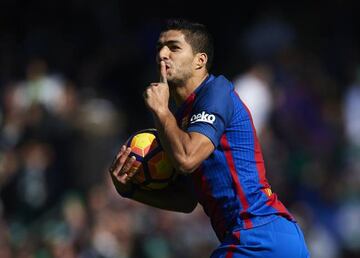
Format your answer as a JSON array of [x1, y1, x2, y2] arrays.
[[156, 30, 195, 84]]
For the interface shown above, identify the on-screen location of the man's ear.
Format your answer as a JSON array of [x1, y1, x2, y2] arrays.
[[195, 53, 208, 70]]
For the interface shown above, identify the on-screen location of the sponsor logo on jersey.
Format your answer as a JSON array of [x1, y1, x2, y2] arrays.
[[190, 111, 216, 124]]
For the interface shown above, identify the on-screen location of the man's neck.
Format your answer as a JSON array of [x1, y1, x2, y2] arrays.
[[171, 72, 209, 106]]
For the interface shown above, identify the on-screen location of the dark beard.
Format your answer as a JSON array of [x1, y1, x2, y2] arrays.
[[167, 74, 191, 87], [168, 78, 185, 88]]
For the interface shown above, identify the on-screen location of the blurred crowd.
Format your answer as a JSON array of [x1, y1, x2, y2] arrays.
[[0, 1, 360, 258]]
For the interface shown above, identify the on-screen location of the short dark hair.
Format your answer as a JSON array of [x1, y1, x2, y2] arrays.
[[161, 19, 214, 71]]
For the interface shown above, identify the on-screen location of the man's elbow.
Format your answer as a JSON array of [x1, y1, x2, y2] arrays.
[[177, 156, 199, 174]]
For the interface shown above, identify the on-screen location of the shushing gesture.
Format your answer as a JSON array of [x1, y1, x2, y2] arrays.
[[144, 61, 170, 115]]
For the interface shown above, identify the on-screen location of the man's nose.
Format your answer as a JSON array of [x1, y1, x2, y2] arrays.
[[158, 46, 170, 60]]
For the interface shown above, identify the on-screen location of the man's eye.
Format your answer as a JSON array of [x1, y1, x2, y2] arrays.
[[170, 46, 180, 51]]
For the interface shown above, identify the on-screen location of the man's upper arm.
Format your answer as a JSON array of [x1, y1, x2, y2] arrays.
[[184, 131, 215, 171], [187, 77, 234, 147], [182, 77, 234, 172]]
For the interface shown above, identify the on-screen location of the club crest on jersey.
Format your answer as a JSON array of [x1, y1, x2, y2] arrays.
[[190, 111, 216, 124]]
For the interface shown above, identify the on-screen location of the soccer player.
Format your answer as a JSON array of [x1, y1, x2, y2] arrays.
[[110, 19, 310, 258]]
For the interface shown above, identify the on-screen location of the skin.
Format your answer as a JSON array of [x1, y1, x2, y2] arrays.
[[109, 30, 215, 211]]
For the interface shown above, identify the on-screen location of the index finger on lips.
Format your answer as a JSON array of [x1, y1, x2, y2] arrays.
[[159, 61, 167, 83]]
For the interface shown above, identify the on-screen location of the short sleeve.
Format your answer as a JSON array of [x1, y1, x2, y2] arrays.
[[187, 76, 234, 147]]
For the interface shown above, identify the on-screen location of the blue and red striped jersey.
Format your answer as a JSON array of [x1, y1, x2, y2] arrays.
[[175, 74, 295, 241]]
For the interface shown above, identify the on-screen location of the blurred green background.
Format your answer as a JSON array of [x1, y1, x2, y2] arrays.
[[0, 1, 359, 257]]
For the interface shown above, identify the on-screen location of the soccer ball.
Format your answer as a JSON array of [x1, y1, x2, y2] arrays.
[[126, 128, 176, 190]]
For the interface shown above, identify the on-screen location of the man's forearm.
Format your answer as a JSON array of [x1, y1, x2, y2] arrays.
[[131, 185, 197, 213], [153, 109, 195, 172], [112, 173, 198, 213]]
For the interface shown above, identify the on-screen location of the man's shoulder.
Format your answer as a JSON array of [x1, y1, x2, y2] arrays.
[[203, 74, 233, 95], [208, 74, 232, 87], [194, 74, 235, 110]]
